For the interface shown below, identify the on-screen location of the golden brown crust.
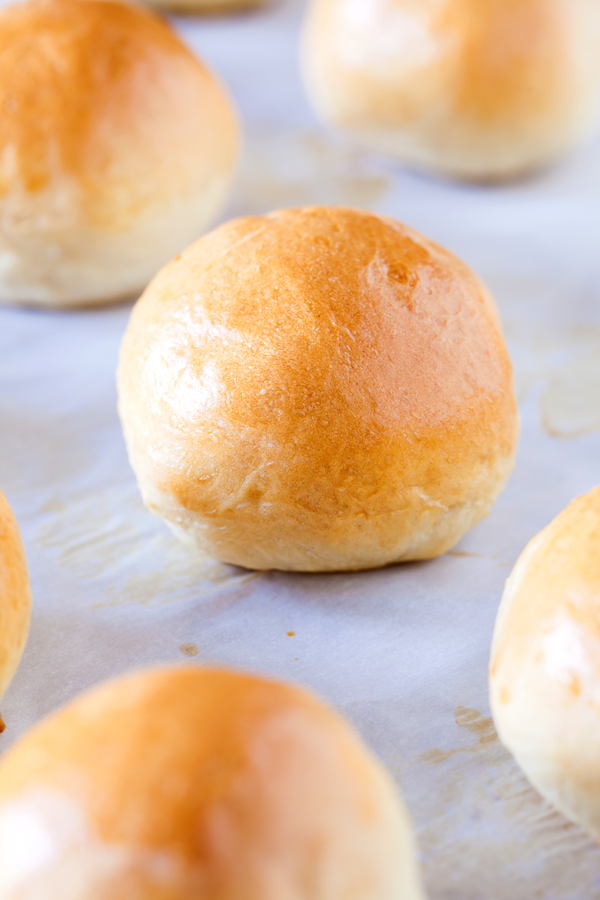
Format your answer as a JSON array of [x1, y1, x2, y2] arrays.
[[0, 0, 239, 306], [0, 0, 232, 225], [491, 486, 600, 686], [0, 670, 340, 854], [490, 486, 600, 838], [118, 205, 518, 571], [301, 0, 600, 180], [0, 489, 31, 721], [0, 667, 425, 899]]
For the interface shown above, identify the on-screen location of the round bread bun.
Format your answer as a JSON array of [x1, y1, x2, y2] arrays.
[[117, 205, 518, 572], [0, 666, 425, 899], [0, 489, 31, 733], [490, 486, 600, 839], [0, 0, 238, 309], [301, 0, 600, 181]]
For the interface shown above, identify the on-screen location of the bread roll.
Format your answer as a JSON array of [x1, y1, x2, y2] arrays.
[[0, 0, 238, 308], [0, 489, 31, 733], [490, 486, 600, 838], [301, 0, 600, 181], [118, 205, 518, 572], [0, 666, 425, 899]]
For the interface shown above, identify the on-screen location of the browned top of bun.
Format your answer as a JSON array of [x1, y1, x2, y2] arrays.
[[0, 488, 31, 725], [394, 0, 570, 129], [454, 0, 566, 119], [302, 0, 600, 179], [0, 669, 313, 853], [0, 0, 235, 228], [0, 666, 409, 895], [491, 486, 600, 691]]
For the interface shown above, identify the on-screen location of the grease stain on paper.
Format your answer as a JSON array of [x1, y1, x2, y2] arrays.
[[419, 706, 497, 764], [540, 352, 600, 439], [343, 697, 600, 898], [35, 484, 259, 608], [506, 321, 600, 439], [447, 551, 486, 559], [416, 706, 600, 900], [231, 127, 392, 217]]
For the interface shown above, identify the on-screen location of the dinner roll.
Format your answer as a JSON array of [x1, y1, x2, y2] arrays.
[[118, 206, 518, 572], [490, 486, 600, 839], [0, 489, 31, 732], [301, 0, 600, 181], [0, 0, 238, 308], [0, 666, 426, 899]]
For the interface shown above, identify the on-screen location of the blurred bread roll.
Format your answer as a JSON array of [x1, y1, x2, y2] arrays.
[[301, 0, 600, 181], [118, 205, 518, 572], [0, 666, 425, 899], [0, 0, 238, 308], [0, 489, 31, 732], [490, 486, 600, 838]]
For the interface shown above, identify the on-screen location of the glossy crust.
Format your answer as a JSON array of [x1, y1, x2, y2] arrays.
[[118, 205, 518, 572], [0, 666, 425, 899], [490, 486, 600, 838], [0, 0, 238, 308], [0, 489, 31, 731], [301, 0, 600, 181]]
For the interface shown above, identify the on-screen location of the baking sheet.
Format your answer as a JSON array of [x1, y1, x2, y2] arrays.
[[2, 0, 600, 896]]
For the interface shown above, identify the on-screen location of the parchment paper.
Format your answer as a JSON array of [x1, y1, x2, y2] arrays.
[[1, 1, 600, 897]]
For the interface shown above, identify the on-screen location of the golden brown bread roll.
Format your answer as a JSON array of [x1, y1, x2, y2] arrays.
[[0, 489, 31, 733], [0, 0, 238, 308], [118, 205, 518, 572], [0, 666, 426, 899], [490, 486, 600, 839], [301, 0, 600, 181]]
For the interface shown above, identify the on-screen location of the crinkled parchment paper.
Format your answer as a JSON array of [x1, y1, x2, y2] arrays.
[[1, 1, 600, 896]]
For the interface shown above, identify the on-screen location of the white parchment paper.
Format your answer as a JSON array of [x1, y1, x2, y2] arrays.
[[1, 1, 600, 897]]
